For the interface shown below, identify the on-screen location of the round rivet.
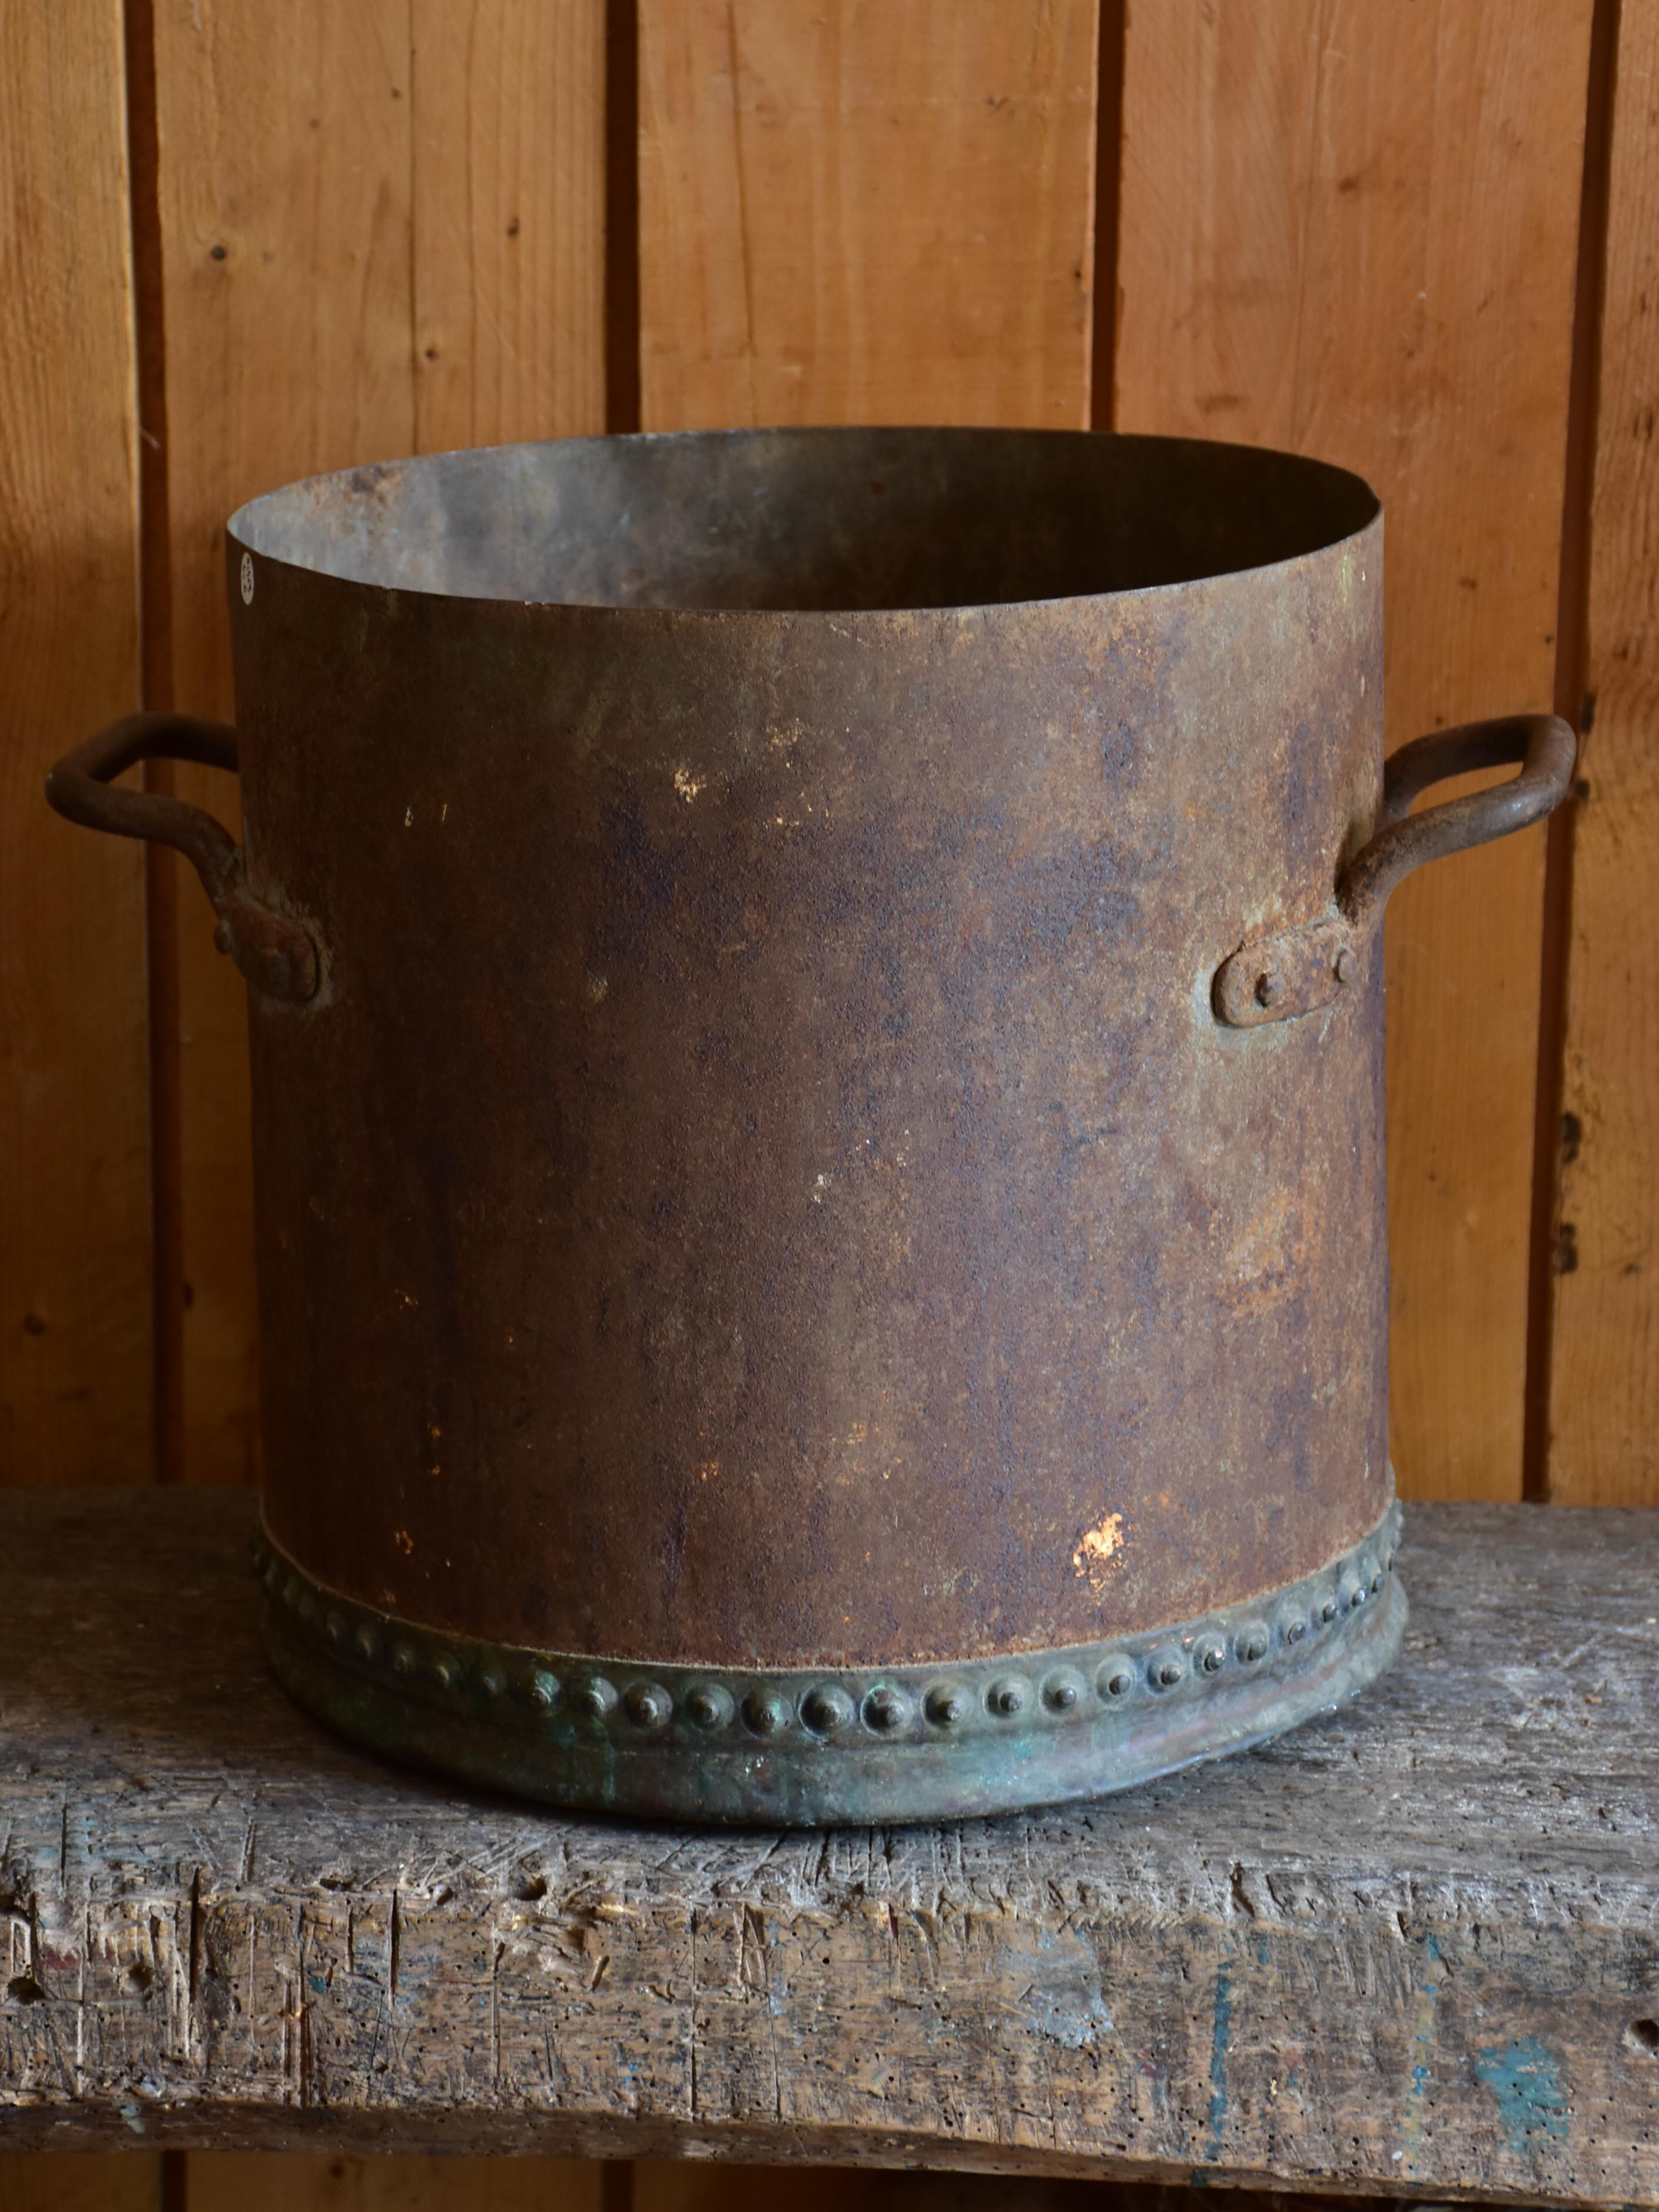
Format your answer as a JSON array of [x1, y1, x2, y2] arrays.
[[624, 1682, 671, 1731], [477, 1666, 506, 1700], [391, 1642, 418, 1679], [324, 1609, 346, 1647], [1196, 1634, 1227, 1676], [296, 1590, 318, 1626], [1236, 1624, 1270, 1665], [431, 1654, 459, 1692], [1341, 1574, 1367, 1611], [924, 1683, 969, 1729], [1255, 969, 1285, 1009], [1150, 1648, 1185, 1691], [1370, 1566, 1385, 1594], [525, 1669, 561, 1713], [1096, 1657, 1135, 1700], [1041, 1667, 1086, 1715], [801, 1684, 855, 1736], [263, 1557, 283, 1594], [283, 1574, 303, 1611], [1319, 1593, 1340, 1625], [1284, 1614, 1308, 1644], [1334, 944, 1355, 984], [743, 1688, 790, 1737], [685, 1683, 733, 1730], [353, 1624, 380, 1664], [987, 1675, 1028, 1719], [572, 1676, 618, 1723], [863, 1686, 910, 1734]]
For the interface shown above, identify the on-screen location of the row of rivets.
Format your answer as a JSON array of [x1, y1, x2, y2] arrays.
[[253, 1523, 1397, 1742]]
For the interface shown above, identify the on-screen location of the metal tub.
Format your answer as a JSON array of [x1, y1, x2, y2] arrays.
[[48, 427, 1572, 1824]]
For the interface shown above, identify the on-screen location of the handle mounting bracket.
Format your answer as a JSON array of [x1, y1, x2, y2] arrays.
[[1213, 713, 1575, 1029]]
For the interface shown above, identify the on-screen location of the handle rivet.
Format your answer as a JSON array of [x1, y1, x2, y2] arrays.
[[1334, 945, 1355, 984], [213, 921, 232, 957], [1254, 969, 1285, 1009]]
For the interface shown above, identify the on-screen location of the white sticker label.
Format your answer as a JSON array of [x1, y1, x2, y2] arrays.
[[240, 550, 255, 605]]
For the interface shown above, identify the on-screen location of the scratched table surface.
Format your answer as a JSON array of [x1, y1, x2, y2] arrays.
[[1, 1491, 1655, 2203]]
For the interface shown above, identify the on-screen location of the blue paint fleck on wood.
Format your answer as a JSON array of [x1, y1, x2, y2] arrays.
[[1475, 2037, 1570, 2155], [1400, 1930, 1445, 2180], [1204, 1956, 1233, 2162]]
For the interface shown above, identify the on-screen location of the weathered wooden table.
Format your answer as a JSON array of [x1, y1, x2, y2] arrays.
[[2, 1491, 1655, 2204]]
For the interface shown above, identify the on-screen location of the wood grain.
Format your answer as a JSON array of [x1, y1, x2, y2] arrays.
[[150, 0, 608, 1484], [0, 2155, 161, 2212], [3, 1489, 1658, 2203], [412, 0, 608, 453], [1549, 0, 1659, 1505], [638, 0, 1099, 432], [632, 2171, 1383, 2211], [1113, 2, 1592, 1502], [633, 2173, 1084, 2211], [0, 4, 152, 1489]]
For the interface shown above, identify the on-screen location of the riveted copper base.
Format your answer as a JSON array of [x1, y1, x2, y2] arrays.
[[256, 1501, 1405, 1827]]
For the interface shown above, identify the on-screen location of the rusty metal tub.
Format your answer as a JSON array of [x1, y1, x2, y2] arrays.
[[47, 427, 1574, 1825]]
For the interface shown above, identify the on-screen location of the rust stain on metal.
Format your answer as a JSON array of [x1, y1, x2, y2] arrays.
[[1222, 1193, 1318, 1316]]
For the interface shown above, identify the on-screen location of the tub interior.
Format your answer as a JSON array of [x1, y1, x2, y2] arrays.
[[231, 427, 1379, 614]]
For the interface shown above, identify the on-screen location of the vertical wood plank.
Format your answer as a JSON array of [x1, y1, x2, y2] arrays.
[[152, 0, 608, 1485], [1549, 0, 1659, 1505], [413, 0, 608, 453], [639, 0, 1100, 432], [1114, 0, 1592, 1502], [0, 3, 152, 1485]]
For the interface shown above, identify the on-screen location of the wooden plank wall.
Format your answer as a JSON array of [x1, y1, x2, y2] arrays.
[[1, 4, 151, 1490], [638, 0, 1099, 430], [1, 1, 1650, 2206], [1551, 0, 1659, 1504]]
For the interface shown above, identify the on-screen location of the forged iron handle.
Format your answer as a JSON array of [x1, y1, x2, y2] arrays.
[[45, 711, 321, 1004], [1213, 711, 1576, 1027]]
